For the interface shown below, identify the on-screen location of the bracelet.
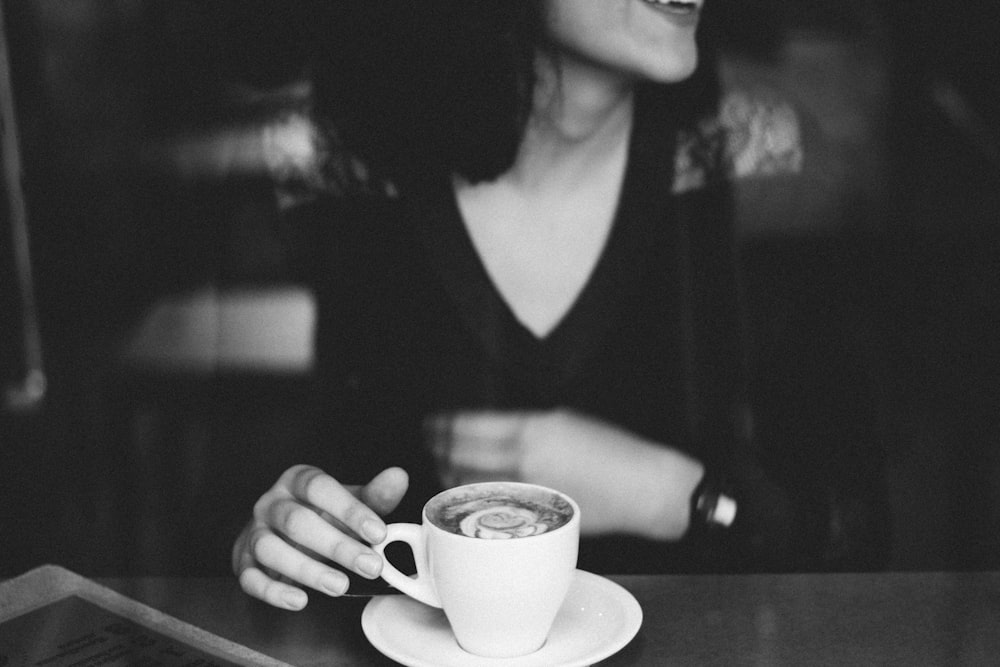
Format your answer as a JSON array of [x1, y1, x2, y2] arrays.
[[690, 472, 737, 532]]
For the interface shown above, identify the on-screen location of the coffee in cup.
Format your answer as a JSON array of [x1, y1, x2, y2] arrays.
[[372, 481, 580, 658], [426, 483, 574, 539]]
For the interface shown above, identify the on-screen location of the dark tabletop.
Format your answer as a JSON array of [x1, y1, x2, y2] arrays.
[[100, 571, 1000, 666]]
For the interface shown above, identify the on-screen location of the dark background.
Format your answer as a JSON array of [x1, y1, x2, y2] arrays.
[[2, 0, 998, 576]]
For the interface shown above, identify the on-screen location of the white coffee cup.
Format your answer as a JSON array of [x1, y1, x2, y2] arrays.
[[373, 481, 580, 658]]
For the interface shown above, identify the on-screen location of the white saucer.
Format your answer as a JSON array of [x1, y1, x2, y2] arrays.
[[361, 569, 642, 667]]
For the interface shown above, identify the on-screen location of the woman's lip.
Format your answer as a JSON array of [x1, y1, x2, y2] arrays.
[[639, 0, 702, 25]]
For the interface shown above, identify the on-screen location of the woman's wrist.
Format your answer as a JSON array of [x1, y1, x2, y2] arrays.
[[628, 445, 705, 541]]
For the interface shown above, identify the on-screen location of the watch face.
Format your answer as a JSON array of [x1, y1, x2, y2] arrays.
[[712, 494, 737, 527]]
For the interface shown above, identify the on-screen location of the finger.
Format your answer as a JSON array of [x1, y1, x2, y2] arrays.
[[447, 439, 519, 471], [236, 538, 312, 610], [428, 412, 522, 469], [248, 526, 355, 598], [359, 467, 410, 517], [450, 412, 523, 459], [265, 497, 384, 579], [448, 466, 518, 487], [282, 466, 387, 545], [447, 410, 526, 441], [238, 564, 310, 610], [423, 411, 520, 461], [426, 413, 523, 486], [424, 413, 452, 460]]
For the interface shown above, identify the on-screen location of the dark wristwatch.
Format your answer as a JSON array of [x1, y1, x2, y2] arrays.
[[690, 472, 737, 531]]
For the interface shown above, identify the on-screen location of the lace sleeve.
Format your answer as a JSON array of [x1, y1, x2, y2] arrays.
[[673, 88, 805, 195], [277, 89, 805, 204], [271, 110, 399, 212]]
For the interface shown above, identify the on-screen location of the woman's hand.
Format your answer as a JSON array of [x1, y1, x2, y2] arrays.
[[233, 465, 408, 610], [428, 409, 704, 540]]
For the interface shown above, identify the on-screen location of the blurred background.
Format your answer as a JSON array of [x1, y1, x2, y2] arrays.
[[2, 0, 998, 576]]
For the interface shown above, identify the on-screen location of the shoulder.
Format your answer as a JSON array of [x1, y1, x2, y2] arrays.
[[275, 88, 807, 202], [673, 87, 806, 195]]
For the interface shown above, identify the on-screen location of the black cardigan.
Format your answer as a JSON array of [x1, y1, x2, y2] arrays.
[[291, 86, 890, 574]]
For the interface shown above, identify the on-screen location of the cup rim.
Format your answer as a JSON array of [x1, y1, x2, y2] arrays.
[[422, 481, 580, 540]]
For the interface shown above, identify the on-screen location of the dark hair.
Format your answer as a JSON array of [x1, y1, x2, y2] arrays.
[[311, 1, 721, 185]]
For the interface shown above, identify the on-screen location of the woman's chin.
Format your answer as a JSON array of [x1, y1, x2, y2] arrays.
[[641, 49, 699, 84]]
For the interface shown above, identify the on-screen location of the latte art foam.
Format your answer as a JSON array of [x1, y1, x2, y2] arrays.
[[460, 506, 551, 539], [429, 488, 573, 539]]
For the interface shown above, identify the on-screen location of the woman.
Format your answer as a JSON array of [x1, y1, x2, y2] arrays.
[[233, 0, 889, 610]]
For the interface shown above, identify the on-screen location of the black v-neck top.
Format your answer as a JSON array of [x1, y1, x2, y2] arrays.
[[413, 93, 684, 411], [302, 91, 741, 574], [298, 87, 889, 573]]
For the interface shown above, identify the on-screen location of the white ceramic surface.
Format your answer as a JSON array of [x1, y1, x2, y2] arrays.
[[361, 569, 643, 667], [373, 482, 581, 658]]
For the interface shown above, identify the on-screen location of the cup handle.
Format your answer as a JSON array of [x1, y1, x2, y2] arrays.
[[372, 523, 442, 608]]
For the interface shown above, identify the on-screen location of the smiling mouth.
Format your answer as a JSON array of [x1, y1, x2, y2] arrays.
[[640, 0, 701, 14]]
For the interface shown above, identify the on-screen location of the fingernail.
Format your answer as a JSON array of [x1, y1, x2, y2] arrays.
[[319, 572, 348, 596], [282, 590, 307, 609], [355, 553, 382, 579], [362, 519, 385, 543]]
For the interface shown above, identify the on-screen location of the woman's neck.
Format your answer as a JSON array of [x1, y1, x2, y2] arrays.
[[451, 50, 637, 338], [507, 49, 636, 193]]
